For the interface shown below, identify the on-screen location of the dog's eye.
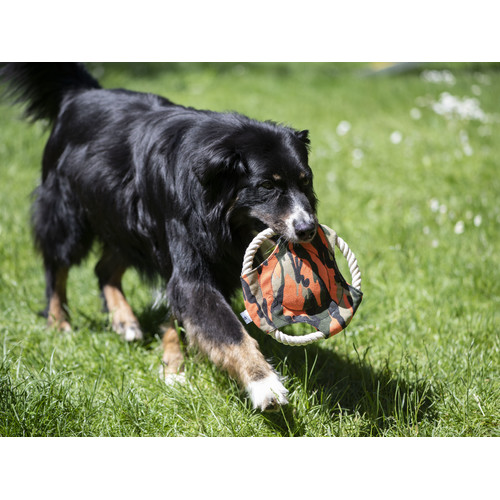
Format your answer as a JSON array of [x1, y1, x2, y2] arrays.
[[260, 181, 274, 190], [302, 178, 310, 186]]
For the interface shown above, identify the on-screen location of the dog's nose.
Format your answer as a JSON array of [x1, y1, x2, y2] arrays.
[[294, 220, 317, 241]]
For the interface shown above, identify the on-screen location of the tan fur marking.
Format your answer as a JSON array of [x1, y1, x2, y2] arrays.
[[272, 174, 282, 181], [47, 268, 71, 332], [102, 284, 140, 333], [299, 172, 306, 179], [184, 320, 273, 387], [161, 318, 185, 375], [95, 258, 142, 340]]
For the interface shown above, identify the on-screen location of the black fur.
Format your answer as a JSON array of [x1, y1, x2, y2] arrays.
[[1, 63, 318, 348]]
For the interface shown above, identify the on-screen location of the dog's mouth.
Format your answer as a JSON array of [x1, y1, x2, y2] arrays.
[[250, 209, 318, 244], [290, 229, 317, 244], [285, 223, 318, 244], [282, 210, 318, 244]]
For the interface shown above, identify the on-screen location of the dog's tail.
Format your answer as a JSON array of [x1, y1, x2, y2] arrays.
[[0, 63, 101, 123]]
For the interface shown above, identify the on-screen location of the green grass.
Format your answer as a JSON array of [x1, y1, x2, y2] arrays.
[[0, 62, 498, 436]]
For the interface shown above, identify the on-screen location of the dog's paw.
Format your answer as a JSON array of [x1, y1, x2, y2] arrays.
[[246, 373, 289, 411], [164, 373, 187, 386], [114, 321, 143, 341], [158, 365, 186, 386], [47, 318, 72, 333], [59, 321, 72, 333]]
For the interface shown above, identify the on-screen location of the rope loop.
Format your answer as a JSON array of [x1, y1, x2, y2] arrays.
[[241, 227, 362, 346]]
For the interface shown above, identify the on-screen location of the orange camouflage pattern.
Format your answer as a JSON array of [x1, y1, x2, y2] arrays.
[[241, 225, 362, 337]]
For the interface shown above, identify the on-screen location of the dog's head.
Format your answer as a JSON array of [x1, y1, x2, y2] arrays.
[[194, 120, 318, 243], [237, 126, 318, 243]]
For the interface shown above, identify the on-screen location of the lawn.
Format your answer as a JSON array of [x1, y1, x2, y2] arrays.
[[0, 62, 498, 436]]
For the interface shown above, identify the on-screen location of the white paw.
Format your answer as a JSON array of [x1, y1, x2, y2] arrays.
[[246, 373, 289, 411], [124, 325, 143, 341], [158, 365, 186, 386], [114, 321, 143, 341], [164, 373, 186, 386]]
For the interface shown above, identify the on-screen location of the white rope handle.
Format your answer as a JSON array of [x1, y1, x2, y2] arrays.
[[241, 227, 362, 346], [241, 228, 276, 276], [335, 235, 362, 291]]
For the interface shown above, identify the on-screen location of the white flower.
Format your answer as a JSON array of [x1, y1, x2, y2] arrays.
[[352, 148, 364, 167], [336, 121, 351, 136], [432, 239, 439, 248], [430, 199, 440, 212], [459, 130, 474, 156], [463, 144, 473, 156], [390, 131, 403, 144], [473, 215, 482, 227], [352, 148, 364, 160], [410, 108, 422, 120], [421, 69, 456, 85], [431, 92, 488, 122], [423, 226, 430, 235], [454, 221, 465, 234]]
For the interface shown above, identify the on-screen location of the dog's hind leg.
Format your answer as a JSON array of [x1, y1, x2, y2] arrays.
[[95, 247, 143, 341], [160, 316, 185, 384], [33, 172, 93, 332], [44, 266, 71, 332]]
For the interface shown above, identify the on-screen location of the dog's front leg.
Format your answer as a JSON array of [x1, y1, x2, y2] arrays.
[[170, 280, 288, 411]]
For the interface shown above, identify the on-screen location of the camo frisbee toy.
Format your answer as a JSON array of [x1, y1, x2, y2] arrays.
[[240, 224, 363, 346]]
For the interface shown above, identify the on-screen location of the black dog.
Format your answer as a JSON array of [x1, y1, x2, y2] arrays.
[[0, 63, 318, 410]]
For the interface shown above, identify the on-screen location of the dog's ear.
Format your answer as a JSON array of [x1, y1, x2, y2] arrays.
[[194, 148, 246, 186], [193, 147, 247, 238], [295, 129, 310, 146]]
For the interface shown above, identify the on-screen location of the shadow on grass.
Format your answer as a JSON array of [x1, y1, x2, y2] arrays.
[[75, 301, 170, 348], [132, 304, 437, 436], [257, 331, 438, 436], [136, 303, 171, 346]]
